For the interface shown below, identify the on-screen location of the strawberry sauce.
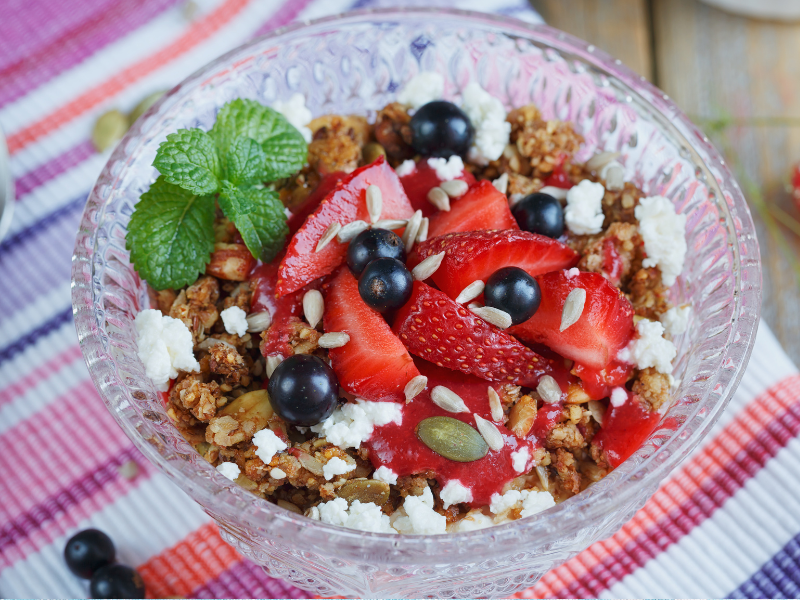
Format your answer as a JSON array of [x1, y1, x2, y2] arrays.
[[592, 391, 660, 468], [543, 164, 572, 189], [572, 360, 633, 400], [365, 361, 534, 507]]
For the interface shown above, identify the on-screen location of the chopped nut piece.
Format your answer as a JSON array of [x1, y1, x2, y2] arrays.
[[206, 243, 254, 281], [508, 394, 537, 437]]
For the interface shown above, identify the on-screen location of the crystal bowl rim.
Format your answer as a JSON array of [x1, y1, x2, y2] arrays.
[[71, 7, 761, 559]]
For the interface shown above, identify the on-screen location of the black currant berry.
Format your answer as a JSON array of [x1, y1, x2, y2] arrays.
[[267, 354, 339, 426], [409, 101, 474, 158], [64, 529, 116, 579], [511, 192, 565, 239], [484, 266, 541, 325], [89, 564, 145, 599], [346, 228, 406, 276], [358, 257, 413, 312]]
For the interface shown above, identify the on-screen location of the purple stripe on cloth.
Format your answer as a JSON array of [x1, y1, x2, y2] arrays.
[[0, 447, 145, 551], [729, 534, 800, 598], [0, 194, 86, 255], [14, 141, 95, 199], [0, 0, 180, 108], [0, 306, 72, 364], [191, 558, 310, 599]]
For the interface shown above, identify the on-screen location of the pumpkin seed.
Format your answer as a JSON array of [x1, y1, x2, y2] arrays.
[[416, 416, 488, 462], [129, 90, 166, 124], [362, 142, 386, 165], [337, 478, 390, 505], [92, 109, 129, 152]]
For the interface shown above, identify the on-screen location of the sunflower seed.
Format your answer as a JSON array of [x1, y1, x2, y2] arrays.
[[470, 306, 512, 329], [416, 217, 429, 243], [412, 251, 445, 281], [536, 465, 550, 491], [427, 186, 450, 211], [197, 337, 236, 350], [372, 218, 407, 230], [488, 387, 504, 422], [586, 151, 621, 172], [402, 210, 423, 253], [266, 354, 283, 377], [296, 452, 324, 476], [440, 179, 469, 198], [270, 468, 287, 479], [560, 288, 586, 331], [536, 375, 562, 404], [539, 186, 568, 200], [467, 302, 483, 310], [303, 290, 324, 329], [366, 185, 382, 223], [337, 220, 369, 243], [404, 375, 428, 403], [600, 161, 625, 191], [587, 400, 606, 427], [316, 222, 342, 252], [492, 173, 509, 194], [431, 386, 470, 413], [417, 416, 489, 462], [508, 193, 525, 207], [455, 280, 484, 304], [246, 311, 272, 333], [474, 414, 504, 451], [318, 332, 350, 348]]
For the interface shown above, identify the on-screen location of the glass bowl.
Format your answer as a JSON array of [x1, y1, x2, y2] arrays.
[[71, 8, 761, 598]]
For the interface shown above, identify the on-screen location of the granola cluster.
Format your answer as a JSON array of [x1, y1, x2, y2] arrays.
[[156, 101, 677, 525]]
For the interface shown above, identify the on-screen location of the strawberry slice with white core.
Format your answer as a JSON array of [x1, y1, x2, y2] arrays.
[[399, 158, 476, 217], [427, 180, 518, 238], [324, 268, 420, 403], [276, 156, 414, 296], [393, 281, 571, 390], [509, 270, 635, 370], [415, 230, 579, 300]]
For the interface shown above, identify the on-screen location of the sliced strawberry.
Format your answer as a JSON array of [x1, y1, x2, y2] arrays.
[[592, 391, 660, 468], [250, 260, 306, 358], [426, 180, 518, 238], [509, 270, 635, 371], [572, 360, 633, 400], [276, 156, 414, 297], [393, 281, 570, 389], [399, 159, 475, 217], [415, 230, 579, 299], [286, 172, 346, 235], [793, 163, 800, 213], [324, 268, 419, 403]]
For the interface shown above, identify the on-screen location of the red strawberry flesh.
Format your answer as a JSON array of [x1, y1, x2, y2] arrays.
[[427, 180, 518, 238], [393, 281, 570, 390], [415, 229, 579, 299], [324, 268, 419, 403], [399, 159, 475, 217], [286, 172, 346, 235], [250, 260, 310, 358], [592, 391, 660, 468], [276, 156, 414, 297], [509, 270, 635, 370]]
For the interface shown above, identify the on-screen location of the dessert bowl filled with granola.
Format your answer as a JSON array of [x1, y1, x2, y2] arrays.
[[72, 8, 760, 598]]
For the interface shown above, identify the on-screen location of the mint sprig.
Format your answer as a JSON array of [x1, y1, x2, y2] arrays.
[[127, 98, 309, 290]]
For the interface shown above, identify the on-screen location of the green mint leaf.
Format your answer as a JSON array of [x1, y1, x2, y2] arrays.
[[222, 136, 268, 186], [219, 181, 288, 263], [126, 177, 216, 290], [210, 99, 307, 181], [153, 128, 221, 195]]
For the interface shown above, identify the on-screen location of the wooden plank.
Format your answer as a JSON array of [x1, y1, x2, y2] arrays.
[[652, 0, 800, 364], [532, 0, 653, 79]]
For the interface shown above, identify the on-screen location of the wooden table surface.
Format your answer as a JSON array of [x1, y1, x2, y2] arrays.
[[534, 0, 800, 365]]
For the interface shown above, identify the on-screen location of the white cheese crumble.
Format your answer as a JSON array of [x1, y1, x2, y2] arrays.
[[322, 456, 356, 481], [216, 462, 240, 480], [391, 487, 447, 534], [134, 309, 200, 391], [489, 489, 556, 519], [448, 510, 495, 532], [460, 81, 511, 164], [308, 498, 396, 534], [511, 446, 531, 473], [396, 159, 416, 177], [220, 306, 248, 337], [564, 180, 605, 235], [440, 480, 473, 509], [272, 92, 313, 143], [565, 267, 580, 279], [634, 195, 687, 287], [427, 156, 464, 181], [610, 387, 628, 408], [661, 305, 691, 336], [270, 468, 286, 479], [618, 319, 677, 375], [397, 72, 445, 109], [372, 466, 398, 485], [310, 399, 403, 449], [252, 428, 288, 465]]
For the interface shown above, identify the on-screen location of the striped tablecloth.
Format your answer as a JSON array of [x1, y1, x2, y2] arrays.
[[1, 1, 798, 598]]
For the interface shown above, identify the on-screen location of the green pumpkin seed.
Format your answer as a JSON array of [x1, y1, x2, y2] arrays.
[[92, 109, 130, 152], [416, 416, 489, 462], [362, 142, 386, 165], [337, 479, 390, 505], [129, 90, 167, 124]]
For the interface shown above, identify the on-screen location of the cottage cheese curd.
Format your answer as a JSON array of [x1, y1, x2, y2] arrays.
[[220, 306, 248, 337], [273, 93, 313, 143], [634, 195, 687, 287], [564, 180, 605, 235], [618, 319, 677, 374], [440, 480, 473, 509], [309, 498, 396, 534], [322, 456, 356, 480], [511, 446, 531, 473], [216, 462, 240, 480], [489, 489, 555, 519], [661, 305, 691, 336], [372, 466, 398, 484], [395, 159, 416, 177], [134, 309, 200, 390], [427, 156, 464, 181], [460, 82, 511, 164], [252, 428, 288, 464], [397, 72, 445, 109], [310, 399, 403, 449], [391, 487, 447, 534]]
